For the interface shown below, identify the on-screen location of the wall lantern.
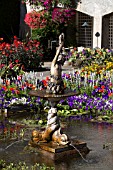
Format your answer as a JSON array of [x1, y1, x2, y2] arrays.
[[95, 32, 100, 48], [82, 22, 89, 47]]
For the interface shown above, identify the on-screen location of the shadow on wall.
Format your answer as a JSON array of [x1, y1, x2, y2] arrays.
[[0, 0, 20, 43]]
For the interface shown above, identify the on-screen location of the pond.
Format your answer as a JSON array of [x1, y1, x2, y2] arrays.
[[0, 119, 113, 170]]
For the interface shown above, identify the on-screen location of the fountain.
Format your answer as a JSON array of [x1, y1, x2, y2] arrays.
[[28, 33, 90, 160]]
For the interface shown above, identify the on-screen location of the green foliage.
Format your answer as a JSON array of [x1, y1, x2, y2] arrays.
[[24, 0, 80, 8], [58, 0, 81, 8], [0, 160, 55, 170], [24, 0, 79, 56]]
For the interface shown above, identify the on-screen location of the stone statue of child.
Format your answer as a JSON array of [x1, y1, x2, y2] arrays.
[[46, 33, 66, 94]]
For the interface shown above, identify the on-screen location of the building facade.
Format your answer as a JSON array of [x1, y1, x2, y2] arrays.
[[76, 0, 113, 49], [21, 0, 113, 49], [1, 0, 112, 49]]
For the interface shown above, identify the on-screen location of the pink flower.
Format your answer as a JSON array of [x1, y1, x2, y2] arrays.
[[43, 0, 52, 9], [52, 7, 76, 24], [9, 63, 13, 69], [17, 76, 21, 81]]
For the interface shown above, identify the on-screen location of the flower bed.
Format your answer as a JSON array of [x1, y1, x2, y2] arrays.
[[68, 48, 113, 71], [1, 47, 113, 124], [0, 36, 44, 74]]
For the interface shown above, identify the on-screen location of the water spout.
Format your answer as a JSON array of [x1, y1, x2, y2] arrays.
[[5, 140, 22, 150], [69, 143, 89, 163], [0, 141, 22, 152]]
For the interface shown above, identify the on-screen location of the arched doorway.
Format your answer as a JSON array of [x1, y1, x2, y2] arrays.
[[0, 0, 20, 43], [102, 12, 113, 49]]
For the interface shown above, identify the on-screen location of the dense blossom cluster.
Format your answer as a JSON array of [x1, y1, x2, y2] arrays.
[[1, 67, 113, 118], [24, 0, 76, 29], [52, 8, 76, 24], [43, 0, 53, 9], [61, 73, 113, 116], [0, 36, 44, 70], [24, 8, 75, 29], [24, 10, 47, 29], [0, 78, 40, 109], [68, 48, 113, 72], [1, 46, 113, 121]]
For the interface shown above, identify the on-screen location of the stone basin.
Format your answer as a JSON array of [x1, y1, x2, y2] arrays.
[[29, 89, 78, 102], [28, 88, 89, 160]]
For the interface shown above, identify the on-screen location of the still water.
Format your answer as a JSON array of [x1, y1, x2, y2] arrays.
[[0, 120, 113, 170]]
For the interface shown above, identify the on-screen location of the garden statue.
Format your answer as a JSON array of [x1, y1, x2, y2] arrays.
[[46, 33, 66, 94], [29, 33, 89, 158], [31, 33, 70, 145]]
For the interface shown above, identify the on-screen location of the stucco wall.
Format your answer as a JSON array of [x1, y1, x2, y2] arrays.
[[77, 0, 113, 17], [76, 0, 113, 48]]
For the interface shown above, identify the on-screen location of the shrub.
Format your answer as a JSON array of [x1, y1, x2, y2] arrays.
[[0, 36, 44, 72]]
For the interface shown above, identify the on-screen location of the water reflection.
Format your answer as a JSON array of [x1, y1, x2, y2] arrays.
[[0, 120, 113, 170]]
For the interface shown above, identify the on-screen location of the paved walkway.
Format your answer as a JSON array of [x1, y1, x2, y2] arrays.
[[37, 61, 74, 79]]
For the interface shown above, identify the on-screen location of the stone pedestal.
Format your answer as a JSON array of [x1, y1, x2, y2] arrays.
[[28, 139, 90, 161]]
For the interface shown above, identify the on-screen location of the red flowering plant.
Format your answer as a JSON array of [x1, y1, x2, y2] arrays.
[[0, 36, 44, 79], [0, 77, 38, 109], [1, 84, 21, 100], [92, 79, 113, 99], [24, 10, 47, 29], [24, 1, 76, 30], [24, 0, 77, 49]]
